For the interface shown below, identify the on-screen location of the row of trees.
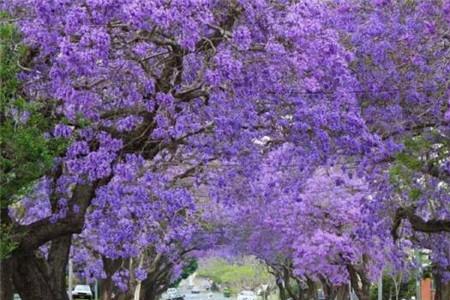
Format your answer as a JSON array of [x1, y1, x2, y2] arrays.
[[0, 0, 449, 300]]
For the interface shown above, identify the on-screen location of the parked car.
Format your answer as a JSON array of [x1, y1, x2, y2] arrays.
[[166, 288, 184, 300], [72, 285, 93, 300], [13, 294, 21, 300], [191, 286, 201, 294], [237, 290, 257, 300]]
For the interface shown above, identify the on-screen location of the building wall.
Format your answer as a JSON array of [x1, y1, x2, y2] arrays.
[[421, 278, 435, 300]]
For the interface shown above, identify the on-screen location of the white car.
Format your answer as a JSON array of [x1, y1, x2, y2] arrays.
[[166, 288, 184, 300], [237, 290, 257, 300], [191, 286, 201, 294], [72, 285, 93, 299]]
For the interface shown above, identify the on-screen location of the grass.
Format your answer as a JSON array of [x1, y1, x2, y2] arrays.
[[197, 257, 272, 295]]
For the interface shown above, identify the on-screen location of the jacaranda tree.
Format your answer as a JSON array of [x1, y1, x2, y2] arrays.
[[1, 0, 373, 299], [1, 0, 449, 299]]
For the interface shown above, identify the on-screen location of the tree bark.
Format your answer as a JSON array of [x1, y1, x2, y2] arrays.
[[140, 257, 171, 300], [9, 181, 102, 300], [99, 277, 114, 300], [11, 183, 96, 254], [48, 236, 72, 300], [319, 277, 337, 300], [11, 235, 74, 300], [100, 257, 124, 300], [392, 206, 450, 240], [347, 264, 371, 300], [335, 285, 348, 300], [0, 258, 14, 300], [306, 278, 318, 300], [11, 253, 56, 300]]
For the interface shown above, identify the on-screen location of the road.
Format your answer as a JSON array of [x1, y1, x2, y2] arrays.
[[184, 291, 232, 300], [172, 273, 234, 300]]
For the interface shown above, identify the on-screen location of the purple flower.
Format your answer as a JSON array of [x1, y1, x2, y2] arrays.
[[54, 124, 73, 138]]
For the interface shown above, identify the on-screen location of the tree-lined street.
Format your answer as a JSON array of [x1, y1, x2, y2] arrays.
[[0, 0, 449, 300]]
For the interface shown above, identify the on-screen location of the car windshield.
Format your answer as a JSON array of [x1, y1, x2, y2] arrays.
[[74, 285, 91, 292]]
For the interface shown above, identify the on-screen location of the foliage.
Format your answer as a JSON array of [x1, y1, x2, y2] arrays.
[[0, 15, 67, 259], [369, 275, 416, 300], [170, 259, 198, 288], [0, 16, 67, 205], [0, 224, 17, 259], [197, 258, 271, 294]]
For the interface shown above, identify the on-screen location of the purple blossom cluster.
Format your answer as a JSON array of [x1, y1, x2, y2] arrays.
[[3, 0, 450, 298]]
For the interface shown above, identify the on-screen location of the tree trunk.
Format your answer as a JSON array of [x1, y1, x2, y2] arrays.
[[48, 236, 72, 300], [12, 253, 57, 300], [434, 272, 450, 300], [100, 277, 114, 300], [322, 284, 337, 300], [100, 257, 123, 300], [348, 264, 371, 300], [8, 182, 98, 299], [276, 279, 287, 300], [306, 278, 318, 300], [1, 258, 14, 300], [11, 235, 72, 300], [141, 282, 159, 300], [319, 276, 338, 300], [139, 255, 173, 300], [335, 285, 348, 300], [282, 268, 300, 300]]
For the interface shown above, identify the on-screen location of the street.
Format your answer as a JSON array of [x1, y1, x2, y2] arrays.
[[184, 291, 231, 300]]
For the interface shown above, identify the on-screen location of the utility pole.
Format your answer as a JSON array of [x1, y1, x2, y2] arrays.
[[348, 281, 353, 300], [378, 274, 383, 300], [415, 250, 422, 300], [68, 258, 73, 300], [95, 279, 99, 300]]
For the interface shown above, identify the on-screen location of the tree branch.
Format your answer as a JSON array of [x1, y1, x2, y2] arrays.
[[392, 206, 450, 240]]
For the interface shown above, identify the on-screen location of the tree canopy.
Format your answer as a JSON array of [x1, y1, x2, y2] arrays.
[[0, 0, 449, 300]]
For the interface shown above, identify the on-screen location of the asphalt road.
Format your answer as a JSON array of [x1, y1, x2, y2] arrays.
[[184, 291, 232, 300]]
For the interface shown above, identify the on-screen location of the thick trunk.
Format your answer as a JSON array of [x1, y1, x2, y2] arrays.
[[140, 278, 159, 300], [100, 278, 114, 300], [322, 285, 337, 300], [319, 276, 337, 300], [306, 278, 318, 300], [48, 236, 72, 300], [1, 258, 14, 300], [3, 171, 100, 299], [12, 253, 56, 300], [142, 287, 159, 300], [348, 265, 371, 300], [335, 285, 349, 300], [101, 257, 123, 300], [12, 236, 71, 300], [140, 255, 172, 300], [434, 273, 450, 300], [8, 183, 96, 300]]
